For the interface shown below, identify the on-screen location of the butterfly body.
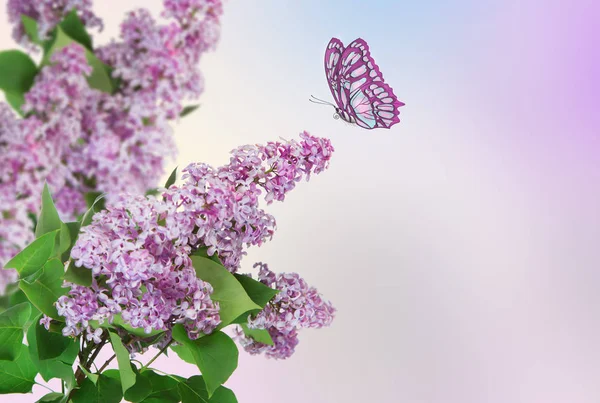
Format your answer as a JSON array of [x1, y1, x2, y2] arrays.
[[317, 37, 404, 130]]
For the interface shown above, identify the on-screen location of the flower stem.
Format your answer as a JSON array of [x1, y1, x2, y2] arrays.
[[98, 354, 116, 373], [142, 339, 173, 370]]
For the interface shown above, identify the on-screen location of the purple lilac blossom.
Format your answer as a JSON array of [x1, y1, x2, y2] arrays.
[[234, 327, 300, 360], [60, 193, 221, 341], [0, 44, 93, 293], [234, 262, 336, 359], [184, 131, 334, 270], [7, 0, 102, 46], [0, 1, 224, 293], [57, 132, 334, 341]]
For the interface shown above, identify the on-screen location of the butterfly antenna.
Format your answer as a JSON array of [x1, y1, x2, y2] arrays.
[[309, 95, 335, 107]]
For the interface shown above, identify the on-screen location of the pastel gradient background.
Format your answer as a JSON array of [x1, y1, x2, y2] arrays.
[[2, 0, 600, 402]]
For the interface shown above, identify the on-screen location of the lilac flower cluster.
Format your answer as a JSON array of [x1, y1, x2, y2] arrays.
[[2, 0, 224, 212], [0, 45, 93, 291], [57, 133, 334, 340], [7, 0, 102, 46], [98, 0, 222, 119], [60, 193, 221, 340], [184, 131, 334, 270], [0, 1, 224, 293], [235, 263, 336, 359]]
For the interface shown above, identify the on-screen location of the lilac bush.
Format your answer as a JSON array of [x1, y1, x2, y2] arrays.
[[58, 133, 334, 344], [0, 0, 223, 293], [0, 1, 337, 401], [235, 263, 336, 359]]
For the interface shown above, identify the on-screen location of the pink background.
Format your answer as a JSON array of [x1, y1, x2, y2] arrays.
[[2, 0, 599, 402]]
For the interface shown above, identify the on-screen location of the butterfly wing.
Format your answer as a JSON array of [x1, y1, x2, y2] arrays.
[[324, 38, 346, 110], [336, 38, 404, 129]]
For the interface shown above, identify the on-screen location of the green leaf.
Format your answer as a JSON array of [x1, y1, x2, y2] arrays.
[[0, 345, 37, 394], [190, 247, 222, 265], [81, 192, 106, 228], [139, 370, 180, 403], [166, 375, 239, 403], [177, 375, 209, 403], [171, 344, 195, 365], [34, 185, 74, 260], [37, 392, 68, 403], [233, 273, 278, 308], [172, 328, 238, 397], [230, 274, 277, 324], [0, 302, 31, 361], [164, 167, 178, 189], [71, 374, 123, 403], [20, 258, 67, 319], [191, 256, 261, 328], [123, 369, 152, 403], [4, 92, 26, 114], [59, 10, 93, 50], [5, 230, 58, 278], [84, 191, 104, 211], [0, 50, 37, 113], [27, 318, 77, 389], [210, 385, 237, 403], [36, 184, 63, 238], [43, 27, 113, 94], [36, 319, 72, 360], [239, 323, 274, 346], [108, 331, 136, 393], [8, 289, 40, 329], [79, 364, 99, 384], [61, 221, 81, 262], [64, 262, 92, 287], [21, 15, 43, 46], [180, 105, 200, 118], [111, 314, 163, 338]]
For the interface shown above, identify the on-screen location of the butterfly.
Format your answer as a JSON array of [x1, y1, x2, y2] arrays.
[[310, 38, 405, 129]]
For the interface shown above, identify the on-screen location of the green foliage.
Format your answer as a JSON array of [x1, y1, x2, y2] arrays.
[[7, 289, 40, 328], [190, 247, 222, 265], [19, 258, 67, 319], [165, 167, 178, 189], [36, 184, 63, 238], [21, 15, 43, 45], [123, 368, 152, 403], [0, 345, 38, 394], [172, 327, 238, 397], [0, 303, 31, 361], [71, 374, 123, 403], [171, 344, 195, 365], [79, 365, 99, 384], [5, 230, 58, 278], [233, 273, 278, 308], [36, 319, 73, 360], [239, 323, 274, 346], [63, 261, 92, 287], [27, 315, 77, 390], [81, 192, 106, 227], [180, 105, 200, 118], [42, 26, 113, 93], [192, 256, 261, 328], [209, 385, 238, 403], [62, 221, 81, 261], [109, 331, 137, 393], [178, 375, 237, 403], [138, 370, 180, 403], [59, 10, 94, 50], [63, 191, 104, 286], [0, 49, 37, 113], [37, 392, 68, 402]]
